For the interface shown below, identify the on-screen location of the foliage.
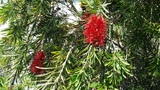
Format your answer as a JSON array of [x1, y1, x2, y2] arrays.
[[0, 0, 159, 90]]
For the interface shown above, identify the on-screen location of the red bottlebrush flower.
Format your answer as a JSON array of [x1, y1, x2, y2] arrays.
[[30, 50, 45, 75], [83, 14, 107, 46], [34, 50, 45, 61]]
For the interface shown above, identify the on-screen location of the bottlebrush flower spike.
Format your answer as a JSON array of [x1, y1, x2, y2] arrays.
[[83, 14, 107, 46], [30, 50, 45, 75], [34, 50, 45, 61]]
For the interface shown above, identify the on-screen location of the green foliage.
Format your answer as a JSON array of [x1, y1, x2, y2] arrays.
[[0, 75, 9, 90], [108, 0, 160, 89], [0, 0, 159, 89], [104, 51, 132, 88], [80, 0, 110, 16]]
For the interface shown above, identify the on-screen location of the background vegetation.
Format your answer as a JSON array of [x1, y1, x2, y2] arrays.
[[0, 0, 159, 89]]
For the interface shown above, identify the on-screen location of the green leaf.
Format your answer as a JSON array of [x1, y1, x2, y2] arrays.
[[104, 60, 113, 66], [90, 82, 99, 88], [106, 72, 113, 78], [121, 60, 130, 66], [101, 4, 109, 13]]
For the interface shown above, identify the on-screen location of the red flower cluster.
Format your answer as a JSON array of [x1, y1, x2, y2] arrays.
[[83, 14, 107, 46], [30, 50, 45, 75]]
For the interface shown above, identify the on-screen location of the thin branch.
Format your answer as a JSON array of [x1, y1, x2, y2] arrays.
[[53, 44, 74, 89]]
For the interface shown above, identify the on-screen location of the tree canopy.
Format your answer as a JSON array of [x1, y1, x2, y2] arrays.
[[0, 0, 160, 90]]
